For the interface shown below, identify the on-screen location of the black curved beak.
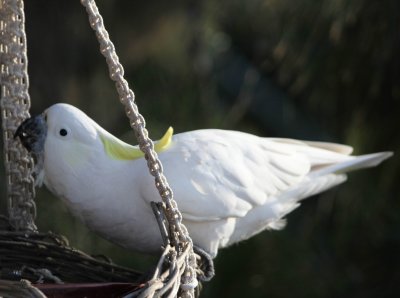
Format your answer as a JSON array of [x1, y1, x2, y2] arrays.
[[14, 114, 47, 154]]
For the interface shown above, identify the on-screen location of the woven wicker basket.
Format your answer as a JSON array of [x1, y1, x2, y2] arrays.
[[0, 227, 146, 297]]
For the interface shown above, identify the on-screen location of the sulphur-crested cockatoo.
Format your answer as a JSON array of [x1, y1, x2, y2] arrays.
[[15, 103, 392, 258]]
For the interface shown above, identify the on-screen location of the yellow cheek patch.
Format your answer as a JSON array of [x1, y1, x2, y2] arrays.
[[100, 127, 173, 160]]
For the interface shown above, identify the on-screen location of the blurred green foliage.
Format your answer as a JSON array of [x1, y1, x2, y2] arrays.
[[1, 0, 399, 297]]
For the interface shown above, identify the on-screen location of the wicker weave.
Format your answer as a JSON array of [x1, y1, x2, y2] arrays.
[[0, 231, 142, 284]]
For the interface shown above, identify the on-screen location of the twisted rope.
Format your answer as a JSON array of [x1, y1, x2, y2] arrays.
[[0, 0, 37, 231], [80, 1, 198, 297]]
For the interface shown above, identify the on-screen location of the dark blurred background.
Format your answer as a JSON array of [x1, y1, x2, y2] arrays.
[[1, 0, 400, 297]]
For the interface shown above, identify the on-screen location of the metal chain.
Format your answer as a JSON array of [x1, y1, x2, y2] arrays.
[[80, 0, 198, 297], [0, 0, 37, 231]]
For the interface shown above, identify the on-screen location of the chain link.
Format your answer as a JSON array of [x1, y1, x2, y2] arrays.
[[80, 0, 198, 296], [0, 0, 37, 231]]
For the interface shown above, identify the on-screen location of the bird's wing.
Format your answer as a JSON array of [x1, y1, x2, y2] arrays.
[[140, 129, 312, 222]]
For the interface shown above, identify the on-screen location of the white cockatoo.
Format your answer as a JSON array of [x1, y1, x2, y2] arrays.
[[15, 103, 392, 258]]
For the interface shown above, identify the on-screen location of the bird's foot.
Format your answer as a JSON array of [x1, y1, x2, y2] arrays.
[[193, 245, 215, 282]]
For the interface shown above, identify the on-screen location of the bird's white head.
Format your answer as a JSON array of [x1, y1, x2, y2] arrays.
[[15, 102, 173, 204], [13, 103, 109, 201], [37, 103, 107, 198], [45, 103, 98, 141], [43, 103, 102, 169]]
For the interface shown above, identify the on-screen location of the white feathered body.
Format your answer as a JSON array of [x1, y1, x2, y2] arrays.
[[41, 104, 391, 257]]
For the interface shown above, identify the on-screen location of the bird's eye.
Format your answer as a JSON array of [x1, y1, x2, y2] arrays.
[[59, 129, 68, 137]]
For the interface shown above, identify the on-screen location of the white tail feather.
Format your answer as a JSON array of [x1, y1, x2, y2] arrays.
[[310, 151, 393, 178]]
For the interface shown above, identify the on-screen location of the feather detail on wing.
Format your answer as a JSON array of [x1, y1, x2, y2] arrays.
[[150, 130, 311, 222], [269, 138, 354, 155]]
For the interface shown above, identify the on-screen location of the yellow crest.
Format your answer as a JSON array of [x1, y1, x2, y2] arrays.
[[100, 127, 173, 160]]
